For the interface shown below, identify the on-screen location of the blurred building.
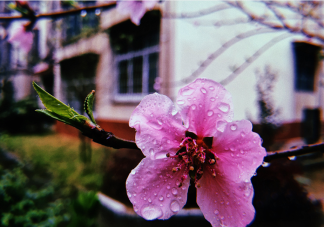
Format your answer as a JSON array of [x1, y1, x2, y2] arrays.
[[1, 1, 323, 145]]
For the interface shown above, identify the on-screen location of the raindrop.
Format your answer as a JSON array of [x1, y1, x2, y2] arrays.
[[131, 169, 136, 175], [167, 193, 171, 198], [148, 121, 163, 130], [141, 204, 163, 220], [167, 140, 171, 144], [191, 105, 197, 110], [226, 201, 229, 205], [207, 110, 214, 117], [209, 86, 215, 91], [242, 212, 246, 216], [170, 200, 180, 212], [95, 8, 101, 15], [244, 190, 251, 197], [149, 149, 154, 158], [127, 192, 132, 198], [220, 216, 224, 220], [230, 153, 234, 157], [148, 198, 152, 203], [218, 102, 230, 113], [81, 10, 87, 17], [210, 97, 216, 102], [262, 162, 270, 167], [216, 121, 227, 132], [214, 210, 219, 215], [171, 108, 178, 116], [171, 188, 178, 195], [200, 88, 207, 94], [167, 185, 170, 189], [159, 196, 164, 201], [157, 118, 163, 125], [176, 180, 180, 186], [181, 87, 195, 96], [288, 156, 296, 160], [241, 132, 246, 137], [133, 193, 137, 197], [230, 124, 237, 131], [177, 100, 185, 105]]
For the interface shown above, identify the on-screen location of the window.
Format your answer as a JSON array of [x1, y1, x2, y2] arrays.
[[109, 11, 160, 102], [292, 41, 322, 92]]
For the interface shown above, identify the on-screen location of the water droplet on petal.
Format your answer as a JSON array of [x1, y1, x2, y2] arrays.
[[167, 185, 170, 189], [218, 102, 230, 113], [226, 201, 229, 205], [127, 192, 132, 198], [181, 87, 195, 96], [200, 88, 207, 94], [214, 209, 219, 215], [243, 212, 246, 216], [141, 204, 163, 220], [131, 170, 136, 175], [207, 110, 214, 117], [171, 188, 178, 195], [148, 198, 152, 203], [220, 216, 224, 220], [209, 86, 215, 91], [210, 97, 216, 102], [191, 105, 197, 110], [176, 180, 180, 186], [177, 100, 185, 105], [230, 124, 237, 131], [157, 118, 163, 125], [171, 108, 178, 116], [170, 200, 180, 212], [159, 196, 164, 201], [216, 120, 227, 132], [241, 132, 246, 137], [167, 193, 170, 198]]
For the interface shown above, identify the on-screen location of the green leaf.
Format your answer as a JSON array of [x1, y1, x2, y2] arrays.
[[33, 82, 91, 129], [84, 90, 96, 124]]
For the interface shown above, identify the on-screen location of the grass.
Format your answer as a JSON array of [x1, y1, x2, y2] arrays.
[[0, 133, 113, 196]]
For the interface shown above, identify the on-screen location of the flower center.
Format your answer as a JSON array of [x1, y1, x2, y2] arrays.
[[167, 132, 218, 188]]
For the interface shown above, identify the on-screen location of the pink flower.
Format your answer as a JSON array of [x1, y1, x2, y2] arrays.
[[116, 0, 158, 25], [8, 23, 33, 53], [127, 78, 266, 227]]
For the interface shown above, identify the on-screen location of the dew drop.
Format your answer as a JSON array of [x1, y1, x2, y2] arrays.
[[262, 162, 270, 167], [177, 100, 185, 105], [181, 87, 195, 96], [241, 132, 246, 137], [216, 120, 227, 132], [167, 140, 171, 144], [157, 118, 163, 125], [191, 105, 197, 110], [141, 204, 163, 220], [149, 149, 154, 158], [218, 102, 230, 113], [226, 201, 229, 205], [220, 216, 224, 220], [127, 192, 132, 198], [210, 97, 216, 102], [244, 190, 251, 197], [167, 193, 171, 198], [214, 209, 219, 215], [243, 212, 246, 216], [170, 200, 180, 212], [131, 169, 136, 175], [148, 198, 152, 203], [159, 196, 164, 201], [200, 88, 207, 94], [176, 180, 180, 186], [207, 110, 214, 117], [167, 185, 170, 189], [209, 86, 215, 91], [171, 108, 178, 116], [230, 124, 237, 131], [171, 188, 178, 195], [288, 156, 296, 160], [230, 153, 234, 157]]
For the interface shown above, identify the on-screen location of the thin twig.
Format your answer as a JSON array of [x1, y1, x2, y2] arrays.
[[220, 32, 293, 85], [168, 28, 279, 87], [0, 2, 116, 21], [264, 143, 324, 162]]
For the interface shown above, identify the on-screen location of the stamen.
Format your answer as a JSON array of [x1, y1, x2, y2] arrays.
[[196, 182, 201, 188], [209, 159, 216, 165], [189, 166, 194, 171]]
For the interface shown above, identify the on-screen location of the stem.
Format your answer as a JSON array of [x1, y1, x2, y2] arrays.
[[0, 2, 116, 21], [264, 143, 324, 162]]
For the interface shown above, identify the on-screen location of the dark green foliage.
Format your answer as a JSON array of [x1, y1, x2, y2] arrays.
[[68, 191, 100, 227], [0, 164, 69, 227]]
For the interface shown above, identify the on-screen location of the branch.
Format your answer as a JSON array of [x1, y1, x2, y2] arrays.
[[264, 143, 324, 162], [227, 1, 324, 42], [0, 2, 116, 21], [163, 3, 231, 19], [220, 32, 293, 85], [168, 28, 279, 87]]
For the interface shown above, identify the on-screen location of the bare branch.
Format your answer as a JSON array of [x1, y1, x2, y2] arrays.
[[168, 28, 279, 87], [163, 3, 231, 19], [220, 32, 293, 85], [264, 143, 324, 162], [0, 2, 116, 21]]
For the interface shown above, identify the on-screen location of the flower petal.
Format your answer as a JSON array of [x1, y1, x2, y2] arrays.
[[126, 157, 190, 220], [213, 119, 266, 183], [176, 78, 233, 137], [129, 93, 186, 159], [197, 167, 255, 227]]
